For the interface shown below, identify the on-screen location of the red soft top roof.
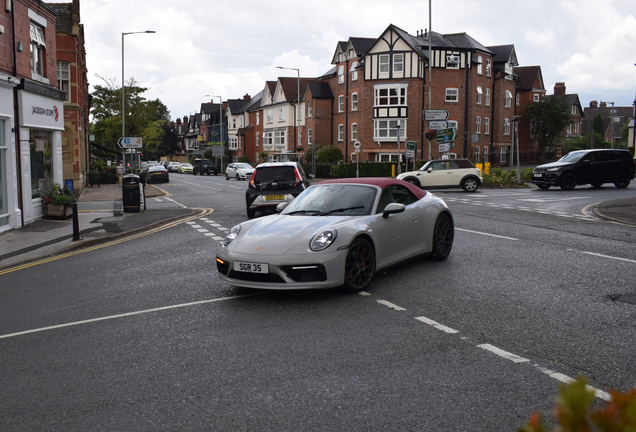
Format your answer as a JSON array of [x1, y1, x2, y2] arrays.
[[316, 177, 427, 200]]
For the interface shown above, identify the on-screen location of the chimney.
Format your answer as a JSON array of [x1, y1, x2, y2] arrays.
[[183, 116, 188, 124], [600, 101, 607, 108], [176, 118, 181, 125], [243, 93, 251, 101], [590, 100, 598, 108], [554, 82, 566, 97]]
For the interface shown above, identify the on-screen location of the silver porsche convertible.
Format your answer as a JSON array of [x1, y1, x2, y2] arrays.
[[216, 178, 454, 293]]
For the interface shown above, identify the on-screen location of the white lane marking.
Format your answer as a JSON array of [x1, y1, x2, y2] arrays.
[[536, 367, 611, 401], [197, 228, 209, 233], [0, 295, 258, 340], [358, 291, 372, 296], [415, 316, 459, 334], [578, 251, 636, 264], [191, 224, 202, 229], [204, 233, 216, 237], [456, 228, 519, 241], [377, 300, 406, 311], [477, 343, 529, 363], [163, 197, 187, 208], [186, 221, 196, 225]]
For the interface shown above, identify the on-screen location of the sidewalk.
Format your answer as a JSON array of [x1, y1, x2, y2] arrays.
[[0, 183, 195, 270]]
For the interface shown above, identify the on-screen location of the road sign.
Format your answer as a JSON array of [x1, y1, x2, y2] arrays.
[[439, 142, 451, 153], [406, 141, 416, 150], [118, 137, 143, 149], [424, 109, 450, 121], [429, 121, 450, 129], [353, 140, 361, 149], [436, 128, 457, 143]]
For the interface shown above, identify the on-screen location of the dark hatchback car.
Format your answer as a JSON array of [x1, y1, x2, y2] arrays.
[[532, 149, 635, 190], [147, 165, 169, 184], [245, 162, 311, 218], [193, 158, 218, 175]]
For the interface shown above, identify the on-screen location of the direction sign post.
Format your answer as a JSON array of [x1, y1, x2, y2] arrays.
[[118, 137, 143, 149], [436, 128, 457, 143], [424, 109, 450, 121]]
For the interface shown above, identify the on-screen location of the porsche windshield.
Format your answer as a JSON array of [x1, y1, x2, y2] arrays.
[[282, 184, 377, 216]]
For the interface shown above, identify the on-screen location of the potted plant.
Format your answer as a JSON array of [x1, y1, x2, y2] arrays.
[[42, 183, 75, 219]]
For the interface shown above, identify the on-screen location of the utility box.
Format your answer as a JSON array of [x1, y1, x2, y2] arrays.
[[122, 174, 141, 213]]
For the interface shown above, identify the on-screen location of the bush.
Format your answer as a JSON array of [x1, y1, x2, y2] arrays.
[[42, 183, 74, 206], [519, 376, 636, 432]]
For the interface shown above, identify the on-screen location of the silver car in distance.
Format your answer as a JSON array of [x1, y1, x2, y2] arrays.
[[216, 178, 454, 293]]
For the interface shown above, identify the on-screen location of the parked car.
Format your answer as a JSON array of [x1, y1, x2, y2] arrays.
[[217, 178, 454, 292], [147, 165, 169, 183], [532, 149, 636, 190], [397, 159, 483, 192], [193, 158, 218, 175], [226, 163, 255, 181], [162, 161, 170, 169], [167, 162, 181, 172], [245, 161, 311, 218], [179, 163, 193, 174]]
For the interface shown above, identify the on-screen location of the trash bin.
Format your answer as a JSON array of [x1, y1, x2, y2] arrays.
[[122, 174, 141, 213]]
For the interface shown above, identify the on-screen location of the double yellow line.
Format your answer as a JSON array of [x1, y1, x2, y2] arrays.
[[0, 208, 213, 275]]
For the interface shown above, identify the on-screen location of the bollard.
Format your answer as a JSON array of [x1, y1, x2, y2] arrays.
[[72, 200, 80, 241]]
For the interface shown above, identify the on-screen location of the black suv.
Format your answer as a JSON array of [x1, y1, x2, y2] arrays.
[[192, 158, 218, 175], [245, 162, 311, 218], [532, 149, 635, 190]]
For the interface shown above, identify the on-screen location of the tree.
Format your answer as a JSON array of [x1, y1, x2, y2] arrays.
[[90, 75, 171, 157], [592, 115, 605, 137], [523, 96, 573, 159], [315, 145, 344, 163]]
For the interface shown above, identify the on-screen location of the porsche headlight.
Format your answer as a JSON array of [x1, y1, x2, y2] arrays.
[[310, 228, 337, 251], [223, 225, 241, 247]]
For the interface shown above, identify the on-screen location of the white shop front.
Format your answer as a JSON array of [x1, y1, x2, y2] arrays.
[[17, 85, 65, 225], [0, 74, 21, 233]]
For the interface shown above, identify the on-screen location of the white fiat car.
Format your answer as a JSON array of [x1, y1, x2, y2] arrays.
[[397, 159, 483, 192]]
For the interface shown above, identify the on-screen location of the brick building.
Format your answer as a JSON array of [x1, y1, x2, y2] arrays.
[[0, 0, 67, 232], [49, 0, 89, 195]]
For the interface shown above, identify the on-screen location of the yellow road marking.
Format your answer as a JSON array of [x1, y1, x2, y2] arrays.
[[0, 208, 213, 275]]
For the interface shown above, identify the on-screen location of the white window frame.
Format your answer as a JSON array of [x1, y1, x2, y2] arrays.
[[485, 88, 491, 106], [486, 59, 492, 77], [351, 123, 357, 140], [505, 90, 512, 108], [533, 94, 540, 103], [504, 118, 511, 135], [477, 56, 483, 75], [373, 119, 406, 140], [278, 107, 286, 122], [375, 153, 400, 162], [484, 117, 490, 135], [379, 54, 390, 73], [476, 116, 481, 134], [393, 53, 404, 72], [445, 88, 459, 103], [256, 112, 260, 125], [338, 124, 344, 141], [351, 61, 358, 81], [338, 65, 345, 84], [500, 146, 508, 163], [57, 61, 70, 102], [308, 129, 312, 145], [229, 135, 238, 150], [374, 84, 407, 106], [351, 93, 358, 111], [30, 22, 46, 78], [266, 109, 273, 123], [307, 100, 312, 117], [256, 134, 259, 147], [338, 95, 344, 113], [516, 93, 520, 106], [476, 86, 482, 105], [446, 54, 460, 69], [274, 130, 286, 149]]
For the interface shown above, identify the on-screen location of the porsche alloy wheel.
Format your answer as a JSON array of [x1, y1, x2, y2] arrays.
[[432, 213, 454, 261], [343, 238, 375, 293]]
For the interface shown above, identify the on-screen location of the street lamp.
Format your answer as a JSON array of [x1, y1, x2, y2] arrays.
[[122, 30, 155, 174], [205, 95, 223, 171], [394, 123, 402, 175], [276, 66, 302, 169]]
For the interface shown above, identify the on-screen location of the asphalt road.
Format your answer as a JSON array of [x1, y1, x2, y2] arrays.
[[1, 174, 634, 431]]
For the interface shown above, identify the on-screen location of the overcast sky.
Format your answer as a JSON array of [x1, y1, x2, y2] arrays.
[[75, 0, 636, 121]]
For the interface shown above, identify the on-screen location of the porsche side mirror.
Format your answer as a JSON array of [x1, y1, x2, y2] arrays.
[[382, 202, 405, 219]]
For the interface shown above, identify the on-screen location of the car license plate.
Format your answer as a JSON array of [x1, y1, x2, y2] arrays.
[[533, 173, 542, 178], [264, 194, 285, 201], [234, 262, 269, 274]]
